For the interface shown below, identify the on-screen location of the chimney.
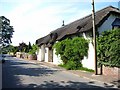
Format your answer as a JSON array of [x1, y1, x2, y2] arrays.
[[62, 20, 65, 26]]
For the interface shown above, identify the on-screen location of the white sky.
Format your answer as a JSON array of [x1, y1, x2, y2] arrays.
[[0, 0, 119, 46]]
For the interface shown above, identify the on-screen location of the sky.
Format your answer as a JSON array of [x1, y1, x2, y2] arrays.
[[0, 0, 120, 46]]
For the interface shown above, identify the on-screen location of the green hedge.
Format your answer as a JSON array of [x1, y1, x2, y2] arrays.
[[53, 37, 89, 70], [97, 29, 120, 67]]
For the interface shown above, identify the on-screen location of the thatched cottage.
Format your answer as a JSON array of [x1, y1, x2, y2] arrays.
[[36, 6, 120, 70]]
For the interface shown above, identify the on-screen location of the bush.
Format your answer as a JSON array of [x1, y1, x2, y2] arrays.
[[65, 60, 82, 70], [53, 37, 89, 70], [97, 29, 120, 67], [28, 44, 39, 55]]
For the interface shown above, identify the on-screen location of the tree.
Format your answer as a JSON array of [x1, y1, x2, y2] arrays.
[[5, 45, 17, 54], [18, 42, 28, 52], [27, 42, 32, 52], [0, 16, 14, 54]]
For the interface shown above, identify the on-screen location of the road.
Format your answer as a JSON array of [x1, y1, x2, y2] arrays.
[[2, 56, 118, 89]]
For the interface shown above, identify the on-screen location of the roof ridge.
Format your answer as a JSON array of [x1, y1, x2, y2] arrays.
[[36, 5, 120, 44], [97, 5, 119, 13], [108, 5, 120, 10], [50, 6, 119, 34]]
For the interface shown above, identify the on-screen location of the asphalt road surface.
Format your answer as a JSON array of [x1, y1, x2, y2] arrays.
[[2, 56, 118, 90]]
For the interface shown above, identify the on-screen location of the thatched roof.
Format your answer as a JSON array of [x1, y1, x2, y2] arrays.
[[36, 6, 120, 46], [36, 35, 50, 46]]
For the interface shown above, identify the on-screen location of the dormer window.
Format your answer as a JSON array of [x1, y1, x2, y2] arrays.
[[112, 18, 120, 29]]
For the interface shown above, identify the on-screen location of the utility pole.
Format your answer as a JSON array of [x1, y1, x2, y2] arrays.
[[118, 1, 120, 10], [92, 0, 97, 75]]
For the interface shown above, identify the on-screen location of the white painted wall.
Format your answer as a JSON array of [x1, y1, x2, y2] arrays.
[[53, 49, 63, 65], [98, 15, 120, 34], [82, 41, 95, 70], [45, 48, 48, 62], [37, 48, 42, 61], [41, 44, 45, 61], [37, 45, 46, 62], [82, 33, 95, 70]]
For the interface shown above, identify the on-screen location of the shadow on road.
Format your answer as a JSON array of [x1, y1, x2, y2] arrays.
[[2, 80, 118, 90], [2, 59, 119, 90], [23, 80, 118, 89], [3, 59, 59, 77], [3, 81, 117, 90], [110, 80, 120, 88], [2, 59, 59, 88]]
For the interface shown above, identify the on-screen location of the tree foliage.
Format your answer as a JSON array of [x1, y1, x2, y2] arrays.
[[18, 42, 28, 52], [0, 16, 14, 46], [0, 16, 14, 54], [53, 37, 89, 70], [28, 42, 32, 50], [97, 29, 120, 67], [1, 45, 19, 54]]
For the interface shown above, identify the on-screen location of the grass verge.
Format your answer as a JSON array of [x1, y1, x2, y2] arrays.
[[58, 64, 94, 72]]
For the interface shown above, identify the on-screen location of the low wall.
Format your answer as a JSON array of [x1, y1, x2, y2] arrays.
[[16, 52, 22, 58], [103, 65, 120, 77], [16, 52, 37, 60]]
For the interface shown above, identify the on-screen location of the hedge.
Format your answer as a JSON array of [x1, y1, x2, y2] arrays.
[[97, 28, 120, 67]]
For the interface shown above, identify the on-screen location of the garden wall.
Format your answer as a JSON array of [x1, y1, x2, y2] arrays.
[[103, 65, 120, 77]]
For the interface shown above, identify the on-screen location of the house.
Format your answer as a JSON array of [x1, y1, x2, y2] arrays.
[[36, 6, 120, 70]]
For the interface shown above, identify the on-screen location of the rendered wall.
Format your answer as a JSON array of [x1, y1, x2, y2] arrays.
[[45, 48, 48, 62], [53, 49, 63, 65], [37, 45, 45, 62], [37, 48, 41, 61]]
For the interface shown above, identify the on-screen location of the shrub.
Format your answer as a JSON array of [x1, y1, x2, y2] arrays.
[[28, 44, 39, 55], [97, 29, 120, 67], [65, 60, 82, 70], [53, 37, 89, 70]]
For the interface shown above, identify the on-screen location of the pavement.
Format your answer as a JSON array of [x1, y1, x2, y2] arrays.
[[17, 58, 120, 89]]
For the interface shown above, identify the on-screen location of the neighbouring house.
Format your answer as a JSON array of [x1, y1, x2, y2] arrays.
[[36, 6, 120, 70]]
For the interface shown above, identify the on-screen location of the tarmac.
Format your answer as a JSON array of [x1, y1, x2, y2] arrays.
[[14, 57, 120, 89]]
